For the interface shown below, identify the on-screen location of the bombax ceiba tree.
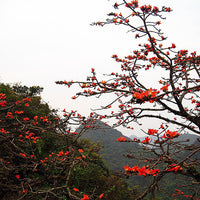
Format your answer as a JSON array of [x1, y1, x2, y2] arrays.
[[56, 0, 200, 199]]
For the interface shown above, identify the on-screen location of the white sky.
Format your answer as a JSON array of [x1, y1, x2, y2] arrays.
[[0, 0, 200, 136]]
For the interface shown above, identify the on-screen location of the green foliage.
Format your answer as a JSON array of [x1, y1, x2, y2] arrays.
[[0, 83, 138, 200], [12, 83, 43, 97]]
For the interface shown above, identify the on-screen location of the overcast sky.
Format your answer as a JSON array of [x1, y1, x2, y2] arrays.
[[0, 0, 199, 136]]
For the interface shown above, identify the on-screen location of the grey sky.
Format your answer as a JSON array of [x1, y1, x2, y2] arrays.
[[0, 0, 199, 136]]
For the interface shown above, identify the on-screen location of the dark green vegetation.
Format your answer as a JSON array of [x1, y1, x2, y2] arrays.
[[0, 83, 137, 200]]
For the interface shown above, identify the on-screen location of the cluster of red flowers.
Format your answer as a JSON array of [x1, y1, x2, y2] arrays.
[[0, 100, 7, 106], [0, 93, 6, 99], [124, 165, 160, 176], [0, 93, 7, 106], [14, 110, 24, 114], [162, 130, 180, 139], [172, 189, 200, 199], [40, 116, 52, 123], [117, 137, 126, 142], [5, 112, 14, 119], [57, 150, 70, 157], [140, 5, 152, 13], [149, 56, 160, 65], [125, 0, 139, 8], [0, 128, 9, 134], [139, 5, 161, 14], [132, 88, 159, 103], [23, 117, 29, 121], [148, 129, 158, 135], [81, 194, 90, 200], [141, 136, 151, 144], [73, 188, 104, 199], [160, 83, 169, 92], [19, 131, 41, 143], [117, 128, 181, 145]]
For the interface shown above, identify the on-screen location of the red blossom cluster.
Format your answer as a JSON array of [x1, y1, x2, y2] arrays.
[[172, 189, 200, 199], [0, 100, 7, 106], [5, 112, 14, 119], [132, 88, 159, 103], [125, 0, 139, 8], [140, 5, 152, 13], [148, 129, 158, 135], [57, 0, 200, 199], [124, 165, 160, 176], [117, 137, 126, 141], [21, 131, 41, 143], [141, 136, 151, 144], [0, 93, 6, 99], [0, 128, 9, 134], [162, 130, 180, 139], [14, 110, 24, 114]]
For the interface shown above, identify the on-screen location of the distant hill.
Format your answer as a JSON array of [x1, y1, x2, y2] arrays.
[[174, 133, 200, 145], [79, 120, 140, 170], [78, 120, 152, 187], [79, 121, 200, 199]]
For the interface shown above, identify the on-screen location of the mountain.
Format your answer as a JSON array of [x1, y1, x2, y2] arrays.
[[79, 121, 200, 199], [174, 133, 200, 145], [78, 120, 152, 187], [79, 120, 140, 171]]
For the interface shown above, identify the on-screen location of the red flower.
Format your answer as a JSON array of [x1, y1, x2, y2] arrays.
[[99, 193, 104, 199], [160, 83, 169, 92], [23, 117, 29, 121], [57, 151, 63, 157], [137, 166, 146, 175], [171, 43, 176, 48], [22, 97, 31, 102], [160, 124, 164, 129], [141, 136, 150, 143], [166, 130, 180, 138], [5, 112, 14, 118], [65, 151, 69, 156], [19, 153, 26, 157], [117, 137, 126, 142], [15, 111, 24, 114], [16, 174, 20, 179], [34, 116, 38, 121], [81, 194, 89, 200], [148, 129, 158, 135], [0, 93, 6, 99], [73, 188, 79, 192], [124, 19, 129, 23], [78, 149, 84, 153], [114, 3, 119, 8], [0, 100, 7, 106], [124, 165, 132, 172]]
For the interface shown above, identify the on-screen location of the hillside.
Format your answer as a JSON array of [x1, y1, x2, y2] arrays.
[[79, 121, 153, 188], [79, 120, 141, 171], [79, 121, 200, 199]]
